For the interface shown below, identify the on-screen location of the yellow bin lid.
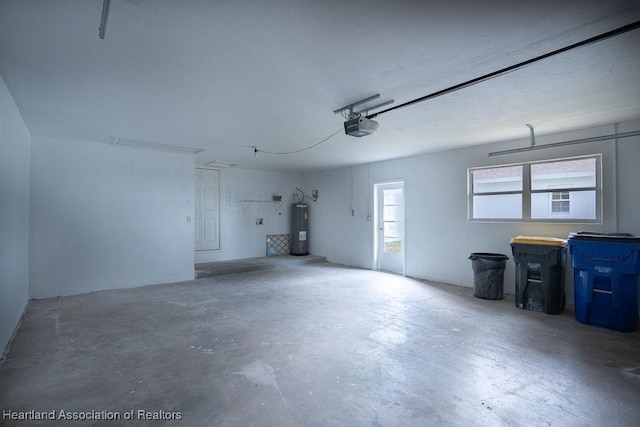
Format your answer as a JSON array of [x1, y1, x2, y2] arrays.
[[510, 236, 567, 246]]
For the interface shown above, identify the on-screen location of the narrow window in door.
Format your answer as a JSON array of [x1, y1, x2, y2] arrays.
[[383, 189, 403, 254]]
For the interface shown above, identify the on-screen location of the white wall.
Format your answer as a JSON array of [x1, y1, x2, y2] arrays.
[[0, 74, 30, 356], [301, 166, 373, 269], [195, 167, 302, 263], [302, 121, 638, 307], [29, 137, 196, 299], [615, 120, 640, 236]]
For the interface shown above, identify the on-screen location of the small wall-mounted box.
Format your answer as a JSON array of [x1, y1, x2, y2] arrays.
[[272, 195, 282, 201]]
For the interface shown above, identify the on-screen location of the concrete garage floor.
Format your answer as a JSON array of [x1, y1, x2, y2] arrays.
[[195, 255, 327, 279], [1, 263, 639, 426]]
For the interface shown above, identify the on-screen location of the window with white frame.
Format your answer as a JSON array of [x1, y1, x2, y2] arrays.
[[551, 191, 570, 214], [469, 155, 601, 222]]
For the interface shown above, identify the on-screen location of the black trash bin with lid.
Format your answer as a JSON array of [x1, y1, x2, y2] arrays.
[[510, 236, 567, 315], [469, 253, 509, 300]]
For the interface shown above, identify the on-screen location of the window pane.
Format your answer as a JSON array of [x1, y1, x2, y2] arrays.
[[531, 158, 596, 190], [384, 238, 402, 254], [472, 165, 522, 193], [383, 221, 403, 239], [473, 194, 522, 219], [383, 205, 403, 222], [383, 189, 403, 205], [551, 200, 570, 213], [531, 190, 596, 219]]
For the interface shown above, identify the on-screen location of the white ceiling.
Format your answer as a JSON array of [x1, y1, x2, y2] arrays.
[[1, 0, 639, 173]]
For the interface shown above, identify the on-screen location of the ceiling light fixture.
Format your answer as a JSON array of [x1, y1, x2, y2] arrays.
[[204, 160, 238, 168], [98, 0, 112, 40], [112, 137, 204, 154]]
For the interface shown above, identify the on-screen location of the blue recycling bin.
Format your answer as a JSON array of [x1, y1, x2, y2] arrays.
[[567, 232, 640, 332]]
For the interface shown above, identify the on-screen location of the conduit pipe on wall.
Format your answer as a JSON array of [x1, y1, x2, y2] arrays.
[[99, 0, 111, 39], [526, 124, 536, 147], [488, 130, 640, 156]]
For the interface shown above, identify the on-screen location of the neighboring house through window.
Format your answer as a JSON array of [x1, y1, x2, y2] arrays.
[[469, 155, 601, 222], [550, 189, 571, 215]]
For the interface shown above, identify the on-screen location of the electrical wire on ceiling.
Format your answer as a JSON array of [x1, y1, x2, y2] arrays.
[[366, 19, 640, 120], [252, 128, 343, 155]]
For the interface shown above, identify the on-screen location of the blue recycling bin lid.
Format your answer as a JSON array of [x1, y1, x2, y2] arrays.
[[568, 231, 640, 243]]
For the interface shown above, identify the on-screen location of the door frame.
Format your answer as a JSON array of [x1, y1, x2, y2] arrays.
[[195, 166, 221, 253], [372, 180, 406, 275]]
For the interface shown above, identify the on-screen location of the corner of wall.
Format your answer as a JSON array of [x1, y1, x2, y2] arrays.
[[0, 71, 31, 358]]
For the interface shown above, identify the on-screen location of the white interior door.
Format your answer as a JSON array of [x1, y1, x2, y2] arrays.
[[195, 168, 220, 251], [376, 182, 405, 274]]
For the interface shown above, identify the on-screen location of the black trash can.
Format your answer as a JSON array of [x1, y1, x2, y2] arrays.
[[469, 253, 509, 300], [510, 236, 567, 315]]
